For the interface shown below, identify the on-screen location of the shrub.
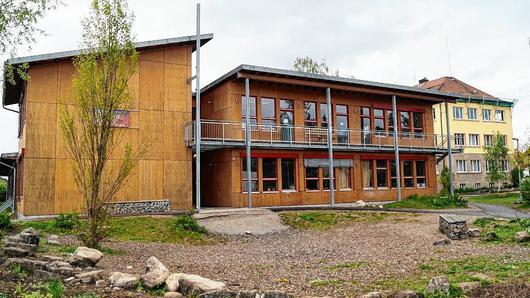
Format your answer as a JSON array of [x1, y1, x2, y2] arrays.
[[46, 279, 64, 298], [53, 213, 81, 231], [521, 178, 530, 201], [0, 179, 6, 203], [0, 211, 12, 230], [173, 214, 206, 234]]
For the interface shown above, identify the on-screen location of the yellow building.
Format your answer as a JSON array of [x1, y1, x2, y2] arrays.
[[417, 77, 515, 189]]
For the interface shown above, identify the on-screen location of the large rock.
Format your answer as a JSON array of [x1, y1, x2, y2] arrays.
[[515, 231, 530, 242], [360, 292, 385, 298], [199, 290, 238, 298], [75, 270, 107, 284], [179, 274, 226, 295], [164, 293, 184, 298], [237, 291, 261, 298], [140, 256, 170, 288], [262, 291, 293, 298], [46, 260, 75, 276], [3, 258, 48, 273], [468, 228, 481, 238], [457, 281, 481, 294], [425, 276, 450, 295], [2, 247, 32, 258], [108, 272, 139, 289], [389, 290, 422, 298], [67, 247, 103, 267], [166, 273, 184, 292]]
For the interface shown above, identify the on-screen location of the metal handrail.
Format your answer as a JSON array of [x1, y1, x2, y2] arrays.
[[0, 196, 14, 214], [185, 120, 463, 151]]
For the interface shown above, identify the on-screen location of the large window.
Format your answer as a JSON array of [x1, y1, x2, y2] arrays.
[[362, 160, 373, 189], [416, 161, 426, 188], [280, 99, 294, 126], [456, 160, 467, 173], [322, 167, 336, 190], [261, 98, 276, 128], [495, 110, 504, 121], [262, 158, 278, 192], [467, 108, 477, 120], [390, 160, 398, 188], [376, 160, 388, 188], [453, 107, 463, 119], [403, 161, 414, 188], [482, 109, 491, 121], [336, 105, 349, 143], [305, 167, 319, 190], [241, 96, 257, 128], [374, 109, 385, 134], [242, 158, 258, 192], [400, 111, 411, 134], [469, 134, 479, 146], [304, 102, 317, 127], [281, 159, 296, 191], [336, 167, 351, 190], [320, 103, 330, 128], [470, 160, 481, 173], [501, 160, 509, 172], [454, 133, 465, 146], [484, 134, 493, 146], [412, 112, 423, 137], [361, 107, 371, 144]]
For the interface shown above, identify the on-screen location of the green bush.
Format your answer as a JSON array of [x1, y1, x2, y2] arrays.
[[0, 211, 12, 230], [173, 214, 206, 234], [0, 179, 6, 203], [521, 178, 530, 201], [53, 213, 81, 231]]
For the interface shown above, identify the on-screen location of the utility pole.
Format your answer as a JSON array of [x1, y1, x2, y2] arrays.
[[326, 87, 334, 206], [194, 3, 201, 212], [445, 101, 454, 197], [392, 95, 402, 201], [245, 78, 252, 208]]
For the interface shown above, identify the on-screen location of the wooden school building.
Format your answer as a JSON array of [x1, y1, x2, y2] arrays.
[[2, 35, 462, 216]]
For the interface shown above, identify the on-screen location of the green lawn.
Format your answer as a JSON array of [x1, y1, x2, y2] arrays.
[[384, 195, 467, 210], [467, 193, 530, 212], [472, 217, 530, 246], [17, 214, 214, 245], [279, 210, 416, 230]]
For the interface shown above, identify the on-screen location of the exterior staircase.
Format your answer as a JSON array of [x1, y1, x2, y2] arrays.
[[0, 196, 14, 214]]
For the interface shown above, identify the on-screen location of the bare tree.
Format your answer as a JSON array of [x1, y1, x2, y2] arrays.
[[59, 0, 144, 248], [292, 56, 354, 78]]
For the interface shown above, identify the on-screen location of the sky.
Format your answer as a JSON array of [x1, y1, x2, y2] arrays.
[[1, 0, 530, 153]]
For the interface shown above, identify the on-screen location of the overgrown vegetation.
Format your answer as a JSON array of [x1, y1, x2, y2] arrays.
[[0, 179, 6, 202], [0, 211, 12, 231], [384, 194, 467, 210], [483, 132, 509, 191], [279, 211, 414, 230], [521, 177, 530, 202], [473, 217, 530, 245]]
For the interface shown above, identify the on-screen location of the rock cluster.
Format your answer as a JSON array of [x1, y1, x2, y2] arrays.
[[439, 215, 468, 240], [1, 227, 40, 257], [109, 200, 171, 215]]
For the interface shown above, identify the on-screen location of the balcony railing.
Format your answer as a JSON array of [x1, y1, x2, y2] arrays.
[[185, 120, 463, 153]]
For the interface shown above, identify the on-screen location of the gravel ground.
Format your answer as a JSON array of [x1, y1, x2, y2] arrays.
[[88, 212, 529, 297]]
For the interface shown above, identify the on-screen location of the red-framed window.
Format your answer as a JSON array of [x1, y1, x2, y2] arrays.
[[412, 112, 424, 137], [322, 167, 337, 190], [305, 167, 319, 190], [261, 97, 276, 128], [304, 101, 317, 127], [262, 158, 278, 192], [280, 99, 294, 126], [320, 103, 331, 128], [374, 108, 385, 134]]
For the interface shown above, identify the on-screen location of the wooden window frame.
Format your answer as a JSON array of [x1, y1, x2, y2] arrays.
[[415, 160, 427, 188], [373, 108, 386, 136], [241, 95, 258, 130], [303, 101, 317, 127], [261, 157, 278, 193], [305, 166, 320, 191], [260, 97, 277, 129], [319, 102, 332, 128], [281, 158, 297, 192], [242, 157, 259, 193], [322, 167, 337, 191]]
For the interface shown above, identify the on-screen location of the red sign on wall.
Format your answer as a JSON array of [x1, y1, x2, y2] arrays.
[[113, 110, 129, 128]]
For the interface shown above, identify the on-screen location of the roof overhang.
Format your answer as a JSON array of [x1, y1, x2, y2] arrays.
[[0, 152, 17, 176], [201, 65, 461, 103], [3, 33, 214, 106]]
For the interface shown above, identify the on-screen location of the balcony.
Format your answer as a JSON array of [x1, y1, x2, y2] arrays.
[[185, 120, 463, 154]]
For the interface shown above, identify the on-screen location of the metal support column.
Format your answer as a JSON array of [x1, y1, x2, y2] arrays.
[[326, 87, 334, 206], [194, 3, 201, 212], [439, 104, 445, 166], [392, 95, 402, 201], [0, 161, 16, 213], [245, 78, 252, 208], [444, 101, 454, 197]]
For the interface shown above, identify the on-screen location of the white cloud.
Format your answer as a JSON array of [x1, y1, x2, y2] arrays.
[[1, 0, 529, 154]]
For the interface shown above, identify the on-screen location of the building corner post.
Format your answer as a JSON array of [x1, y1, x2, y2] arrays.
[[195, 3, 201, 212], [444, 101, 454, 198], [326, 87, 334, 206], [245, 78, 252, 208], [392, 95, 402, 201]]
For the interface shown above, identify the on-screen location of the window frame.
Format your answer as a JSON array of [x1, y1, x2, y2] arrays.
[[281, 158, 297, 192], [456, 160, 467, 173], [494, 110, 504, 122], [336, 167, 352, 191], [453, 107, 463, 119], [279, 99, 294, 126], [305, 166, 320, 191], [260, 97, 277, 129], [454, 133, 465, 146], [467, 107, 477, 120], [484, 134, 493, 146], [303, 101, 317, 127], [242, 157, 259, 193], [241, 95, 258, 130], [482, 109, 491, 121], [415, 160, 427, 188], [261, 158, 278, 192], [468, 134, 480, 147], [470, 160, 481, 173]]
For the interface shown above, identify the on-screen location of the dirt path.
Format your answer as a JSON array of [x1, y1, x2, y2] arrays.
[[93, 213, 529, 297]]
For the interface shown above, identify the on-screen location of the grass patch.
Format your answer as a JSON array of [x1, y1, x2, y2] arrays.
[[310, 278, 348, 287], [106, 214, 211, 244], [467, 193, 530, 211], [366, 255, 529, 295], [473, 217, 530, 246], [385, 194, 467, 210], [279, 211, 413, 230]]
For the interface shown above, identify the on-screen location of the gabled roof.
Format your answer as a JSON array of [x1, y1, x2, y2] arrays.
[[201, 64, 463, 102], [415, 76, 515, 107], [3, 34, 213, 106]]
